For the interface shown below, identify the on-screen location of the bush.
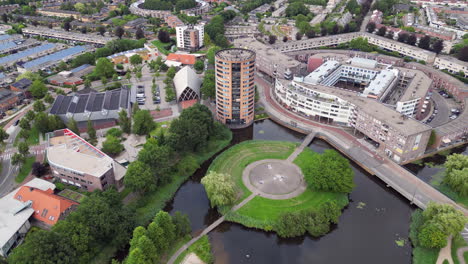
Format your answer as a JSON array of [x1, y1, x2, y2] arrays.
[[106, 128, 123, 138]]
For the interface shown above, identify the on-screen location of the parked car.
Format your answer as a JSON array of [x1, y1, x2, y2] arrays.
[[153, 96, 161, 104]]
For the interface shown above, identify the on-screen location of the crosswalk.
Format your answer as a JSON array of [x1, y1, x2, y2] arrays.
[[462, 227, 468, 243], [0, 149, 45, 160]]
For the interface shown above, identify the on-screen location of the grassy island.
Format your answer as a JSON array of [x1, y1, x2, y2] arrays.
[[206, 140, 353, 237]]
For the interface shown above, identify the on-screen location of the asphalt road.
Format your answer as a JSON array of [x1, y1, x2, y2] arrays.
[[428, 92, 450, 127]]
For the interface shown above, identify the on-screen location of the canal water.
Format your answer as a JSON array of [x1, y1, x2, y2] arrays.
[[164, 119, 420, 264]]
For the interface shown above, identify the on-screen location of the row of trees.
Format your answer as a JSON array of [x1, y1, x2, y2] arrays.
[[163, 66, 177, 102], [9, 189, 135, 264], [124, 104, 229, 193], [127, 211, 191, 263], [367, 22, 445, 54], [275, 201, 342, 238], [410, 203, 467, 249]]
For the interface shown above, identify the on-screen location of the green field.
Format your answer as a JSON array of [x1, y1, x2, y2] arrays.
[[208, 140, 298, 203], [15, 157, 35, 183], [209, 141, 349, 231]]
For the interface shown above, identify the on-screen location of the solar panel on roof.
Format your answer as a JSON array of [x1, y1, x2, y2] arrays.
[[70, 64, 91, 73], [0, 41, 17, 52], [22, 46, 87, 69], [0, 35, 11, 41], [0, 43, 56, 65]]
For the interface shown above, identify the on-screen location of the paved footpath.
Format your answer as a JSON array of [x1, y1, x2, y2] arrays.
[[167, 193, 257, 264], [457, 247, 468, 264], [436, 236, 453, 264]]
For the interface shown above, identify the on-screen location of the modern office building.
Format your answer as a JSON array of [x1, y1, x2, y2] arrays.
[[46, 129, 127, 191], [215, 48, 256, 127], [176, 24, 204, 51]]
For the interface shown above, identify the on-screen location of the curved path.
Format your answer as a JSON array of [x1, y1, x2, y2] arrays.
[[242, 159, 306, 200], [457, 247, 468, 264], [167, 134, 315, 263]]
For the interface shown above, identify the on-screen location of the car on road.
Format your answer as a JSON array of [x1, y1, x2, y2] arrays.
[[13, 119, 19, 126]]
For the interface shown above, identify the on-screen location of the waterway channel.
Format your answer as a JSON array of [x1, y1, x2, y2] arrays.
[[164, 119, 421, 264]]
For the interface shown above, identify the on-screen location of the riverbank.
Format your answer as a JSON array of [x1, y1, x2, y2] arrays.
[[91, 128, 232, 264]]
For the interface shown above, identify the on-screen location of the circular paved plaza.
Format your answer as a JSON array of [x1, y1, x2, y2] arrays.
[[243, 159, 306, 199]]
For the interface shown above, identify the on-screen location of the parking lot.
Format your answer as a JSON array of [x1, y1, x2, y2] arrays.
[[425, 90, 461, 128]]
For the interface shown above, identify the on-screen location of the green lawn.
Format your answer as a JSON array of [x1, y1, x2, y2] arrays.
[[174, 235, 213, 264], [152, 40, 173, 55], [210, 142, 349, 231], [413, 247, 438, 264], [208, 140, 298, 203], [15, 157, 35, 183], [14, 126, 41, 147]]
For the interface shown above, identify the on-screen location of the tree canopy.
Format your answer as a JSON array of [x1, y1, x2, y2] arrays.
[[201, 171, 237, 208], [29, 80, 48, 99], [133, 110, 155, 135], [443, 154, 468, 196]]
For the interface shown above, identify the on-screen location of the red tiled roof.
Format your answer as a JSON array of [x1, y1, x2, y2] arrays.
[[14, 186, 78, 226], [166, 53, 196, 65]]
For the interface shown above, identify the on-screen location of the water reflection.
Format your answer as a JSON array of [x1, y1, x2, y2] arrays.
[[167, 119, 415, 264]]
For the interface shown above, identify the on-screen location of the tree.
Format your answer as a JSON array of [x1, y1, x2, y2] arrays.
[[135, 27, 145, 40], [115, 26, 124, 39], [102, 135, 124, 156], [299, 149, 354, 193], [458, 46, 468, 62], [377, 26, 386, 36], [433, 39, 444, 54], [418, 223, 447, 248], [201, 171, 237, 208], [63, 21, 71, 31], [129, 226, 147, 252], [34, 112, 49, 133], [44, 93, 54, 104], [366, 22, 376, 33], [386, 31, 394, 39], [97, 26, 106, 36], [201, 70, 215, 98], [19, 129, 29, 140], [275, 211, 306, 238], [285, 2, 309, 17], [126, 248, 151, 264], [67, 118, 80, 135], [444, 154, 468, 174], [306, 30, 316, 38], [135, 235, 158, 263], [153, 211, 176, 244], [295, 32, 303, 40], [32, 162, 47, 177], [18, 142, 29, 156], [130, 54, 143, 65], [118, 110, 131, 134], [94, 58, 116, 78], [283, 36, 288, 42], [87, 120, 97, 145], [268, 35, 277, 44], [138, 142, 172, 178], [443, 154, 468, 196], [106, 128, 123, 138], [132, 110, 155, 135], [173, 212, 191, 237], [166, 66, 176, 79], [399, 33, 410, 43], [30, 80, 48, 99], [2, 13, 7, 24], [418, 35, 431, 50], [194, 60, 204, 72], [0, 128, 8, 142], [33, 100, 46, 112], [11, 153, 25, 165], [147, 222, 168, 252], [157, 30, 171, 43], [124, 160, 155, 193], [167, 104, 214, 152], [19, 118, 30, 130]]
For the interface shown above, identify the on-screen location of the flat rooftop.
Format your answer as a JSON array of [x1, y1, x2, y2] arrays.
[[397, 67, 432, 102], [47, 129, 113, 177], [279, 78, 431, 135], [233, 37, 302, 68], [215, 48, 255, 62], [305, 60, 340, 84]]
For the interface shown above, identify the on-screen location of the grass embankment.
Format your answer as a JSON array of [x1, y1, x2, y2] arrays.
[[210, 141, 348, 231], [430, 171, 468, 208], [14, 126, 41, 147], [152, 40, 172, 55], [91, 127, 232, 264], [174, 235, 213, 264], [15, 156, 35, 183]]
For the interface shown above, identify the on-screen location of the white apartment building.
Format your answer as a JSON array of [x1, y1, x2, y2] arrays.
[[176, 24, 204, 51], [434, 55, 468, 77]]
